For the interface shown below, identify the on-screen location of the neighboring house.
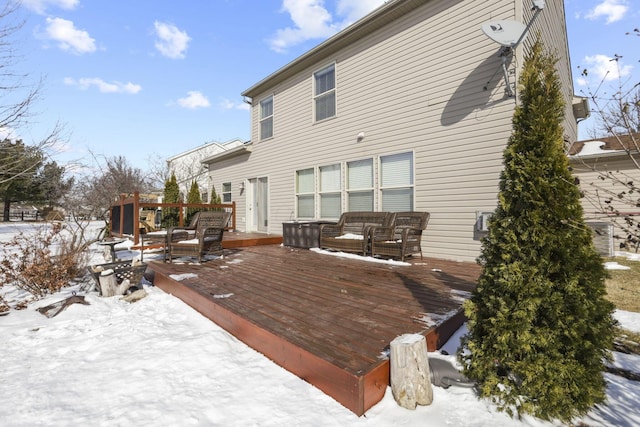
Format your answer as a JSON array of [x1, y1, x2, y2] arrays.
[[569, 133, 640, 254], [202, 0, 586, 262], [167, 138, 245, 202]]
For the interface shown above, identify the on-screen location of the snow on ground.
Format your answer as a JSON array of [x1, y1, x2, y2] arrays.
[[1, 222, 639, 426]]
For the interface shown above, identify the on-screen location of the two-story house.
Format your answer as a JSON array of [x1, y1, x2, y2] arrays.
[[203, 0, 585, 263], [167, 138, 245, 202]]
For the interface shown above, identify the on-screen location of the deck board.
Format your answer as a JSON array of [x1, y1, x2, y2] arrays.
[[150, 243, 480, 415]]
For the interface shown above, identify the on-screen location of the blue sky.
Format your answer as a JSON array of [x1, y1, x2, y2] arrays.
[[2, 0, 638, 173]]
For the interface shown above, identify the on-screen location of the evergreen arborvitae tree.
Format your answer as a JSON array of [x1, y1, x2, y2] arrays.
[[210, 186, 222, 205], [185, 180, 202, 224], [459, 38, 615, 422], [162, 173, 180, 228]]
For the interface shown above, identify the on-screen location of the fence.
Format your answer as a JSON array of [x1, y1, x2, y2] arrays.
[[6, 212, 44, 222], [110, 192, 236, 245], [5, 211, 71, 222]]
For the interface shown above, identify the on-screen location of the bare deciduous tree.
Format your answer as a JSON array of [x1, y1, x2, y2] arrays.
[[146, 153, 171, 191], [66, 154, 152, 222], [0, 1, 67, 188], [575, 28, 640, 250]]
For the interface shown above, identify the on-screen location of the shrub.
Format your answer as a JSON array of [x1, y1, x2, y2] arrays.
[[0, 223, 88, 303]]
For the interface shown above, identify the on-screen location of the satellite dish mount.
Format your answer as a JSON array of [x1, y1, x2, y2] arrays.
[[481, 0, 545, 97]]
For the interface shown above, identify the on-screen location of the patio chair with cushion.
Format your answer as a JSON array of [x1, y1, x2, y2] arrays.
[[369, 211, 430, 261], [168, 211, 231, 263], [166, 210, 230, 240], [194, 210, 232, 229], [319, 212, 395, 256], [141, 211, 205, 262]]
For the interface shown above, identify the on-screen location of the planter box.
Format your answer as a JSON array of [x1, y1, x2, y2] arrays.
[[282, 221, 334, 249]]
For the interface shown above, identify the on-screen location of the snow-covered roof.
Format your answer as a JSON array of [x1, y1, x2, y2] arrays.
[[568, 133, 640, 159], [570, 140, 625, 158], [166, 138, 245, 162]]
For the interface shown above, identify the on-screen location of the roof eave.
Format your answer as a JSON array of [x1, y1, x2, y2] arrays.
[[241, 0, 423, 98], [202, 143, 253, 165], [568, 150, 632, 161]]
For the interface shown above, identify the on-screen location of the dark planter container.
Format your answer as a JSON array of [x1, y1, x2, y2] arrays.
[[282, 221, 334, 249]]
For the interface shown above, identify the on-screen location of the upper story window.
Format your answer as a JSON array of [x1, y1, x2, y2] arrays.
[[222, 182, 232, 203], [259, 96, 273, 140], [314, 64, 336, 122]]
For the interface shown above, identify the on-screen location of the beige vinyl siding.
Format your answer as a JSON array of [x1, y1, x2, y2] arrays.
[[520, 0, 578, 143], [571, 155, 640, 251], [250, 0, 514, 262], [217, 0, 574, 262]]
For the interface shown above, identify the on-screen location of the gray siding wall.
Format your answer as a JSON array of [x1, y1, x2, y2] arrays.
[[210, 0, 576, 262]]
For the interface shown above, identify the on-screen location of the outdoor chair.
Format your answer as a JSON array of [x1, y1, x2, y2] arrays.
[[369, 211, 430, 261], [193, 210, 232, 229], [140, 211, 203, 262], [166, 210, 230, 241], [168, 211, 231, 263], [319, 212, 395, 255], [182, 211, 203, 230]]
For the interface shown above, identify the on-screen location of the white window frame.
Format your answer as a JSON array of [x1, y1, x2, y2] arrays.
[[295, 168, 315, 219], [259, 95, 274, 140], [222, 182, 232, 203], [313, 63, 336, 122], [346, 158, 374, 212], [379, 151, 414, 211], [319, 163, 341, 219]]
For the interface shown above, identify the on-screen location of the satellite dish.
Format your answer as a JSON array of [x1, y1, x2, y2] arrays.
[[481, 20, 528, 47], [480, 0, 546, 97]]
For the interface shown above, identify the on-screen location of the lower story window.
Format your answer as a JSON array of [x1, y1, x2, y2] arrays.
[[296, 168, 315, 218], [319, 164, 341, 219], [347, 159, 373, 211], [380, 152, 414, 211], [222, 182, 232, 203]]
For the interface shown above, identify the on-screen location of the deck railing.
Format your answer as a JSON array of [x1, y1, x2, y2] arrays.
[[110, 191, 236, 244]]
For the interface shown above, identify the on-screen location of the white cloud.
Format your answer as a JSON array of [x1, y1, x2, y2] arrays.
[[219, 98, 250, 111], [585, 0, 629, 24], [64, 77, 142, 94], [0, 126, 17, 141], [268, 0, 385, 53], [580, 54, 633, 84], [154, 21, 190, 59], [336, 0, 387, 23], [22, 0, 79, 15], [45, 17, 96, 55], [177, 91, 210, 109]]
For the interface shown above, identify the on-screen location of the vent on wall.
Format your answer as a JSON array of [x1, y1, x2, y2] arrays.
[[586, 221, 614, 257], [572, 96, 590, 121], [476, 211, 493, 232]]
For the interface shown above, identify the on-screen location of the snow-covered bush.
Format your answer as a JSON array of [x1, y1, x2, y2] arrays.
[[0, 223, 88, 305]]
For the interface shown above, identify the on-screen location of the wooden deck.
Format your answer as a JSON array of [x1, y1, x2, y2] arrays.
[[221, 231, 283, 248], [149, 240, 480, 416]]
